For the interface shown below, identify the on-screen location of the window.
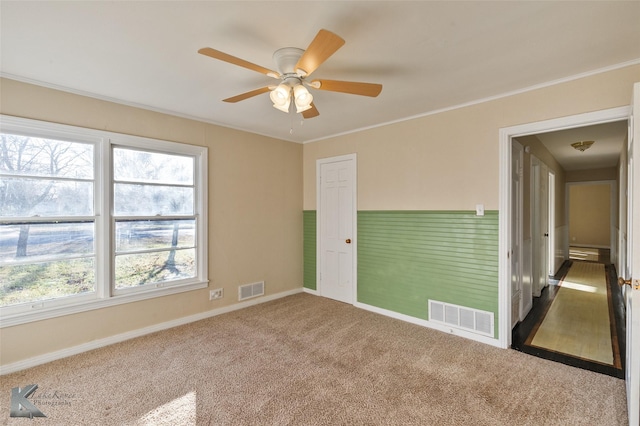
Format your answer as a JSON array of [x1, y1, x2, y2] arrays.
[[0, 116, 208, 326], [113, 148, 197, 291]]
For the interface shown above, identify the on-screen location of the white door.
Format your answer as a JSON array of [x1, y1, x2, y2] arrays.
[[619, 157, 628, 277], [548, 171, 556, 276], [511, 142, 527, 325], [531, 156, 550, 297], [539, 161, 550, 290], [531, 157, 541, 296], [318, 155, 356, 304], [624, 82, 640, 426]]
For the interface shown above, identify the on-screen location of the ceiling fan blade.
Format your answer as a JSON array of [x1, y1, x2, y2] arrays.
[[198, 47, 280, 78], [302, 103, 319, 119], [295, 29, 345, 77], [310, 79, 382, 97], [223, 87, 271, 103]]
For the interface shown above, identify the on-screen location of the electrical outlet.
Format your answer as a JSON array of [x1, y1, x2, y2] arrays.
[[209, 288, 223, 300]]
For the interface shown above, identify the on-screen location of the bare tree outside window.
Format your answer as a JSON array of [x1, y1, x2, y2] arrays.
[[1, 118, 207, 321], [0, 133, 95, 306], [112, 148, 196, 288]]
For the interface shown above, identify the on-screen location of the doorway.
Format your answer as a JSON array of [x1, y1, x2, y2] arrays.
[[498, 107, 630, 351], [509, 122, 626, 377]]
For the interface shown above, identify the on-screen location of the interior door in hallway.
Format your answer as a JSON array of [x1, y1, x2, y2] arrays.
[[624, 81, 640, 426], [512, 141, 528, 324], [531, 156, 550, 297], [318, 155, 356, 304]]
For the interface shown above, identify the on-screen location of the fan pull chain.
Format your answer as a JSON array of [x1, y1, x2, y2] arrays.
[[289, 109, 295, 134]]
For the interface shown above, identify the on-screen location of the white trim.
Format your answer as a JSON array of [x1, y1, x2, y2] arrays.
[[303, 287, 319, 296], [303, 59, 640, 144], [354, 302, 502, 348], [548, 170, 556, 276], [0, 288, 303, 375], [0, 73, 296, 144], [502, 107, 630, 138], [570, 244, 612, 250], [5, 59, 640, 145], [316, 154, 358, 305], [498, 127, 512, 349], [498, 106, 630, 349]]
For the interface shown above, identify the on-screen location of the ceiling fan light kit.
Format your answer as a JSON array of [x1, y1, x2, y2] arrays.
[[293, 84, 313, 112], [198, 29, 382, 119], [270, 83, 291, 112], [571, 140, 595, 152]]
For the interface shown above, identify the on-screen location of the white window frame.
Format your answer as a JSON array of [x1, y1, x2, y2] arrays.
[[0, 115, 208, 327]]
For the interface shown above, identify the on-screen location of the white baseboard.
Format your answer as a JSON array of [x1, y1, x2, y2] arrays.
[[302, 287, 319, 296], [1, 288, 303, 375], [569, 244, 611, 249], [354, 302, 504, 349]]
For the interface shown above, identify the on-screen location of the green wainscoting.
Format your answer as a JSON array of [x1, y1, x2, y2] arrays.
[[303, 210, 317, 290], [358, 211, 499, 336], [303, 210, 499, 337]]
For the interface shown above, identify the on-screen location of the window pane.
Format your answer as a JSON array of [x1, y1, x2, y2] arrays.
[[115, 249, 196, 289], [113, 184, 193, 215], [0, 222, 94, 263], [0, 258, 95, 307], [0, 178, 93, 217], [113, 148, 193, 185], [115, 220, 195, 252], [0, 133, 93, 179]]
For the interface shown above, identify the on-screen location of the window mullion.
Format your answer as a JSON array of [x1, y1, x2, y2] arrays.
[[95, 137, 111, 299], [113, 179, 194, 189], [114, 215, 197, 222], [196, 152, 208, 281], [1, 216, 96, 225], [0, 173, 95, 184]]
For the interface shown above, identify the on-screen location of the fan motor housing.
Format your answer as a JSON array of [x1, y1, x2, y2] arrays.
[[272, 47, 304, 75]]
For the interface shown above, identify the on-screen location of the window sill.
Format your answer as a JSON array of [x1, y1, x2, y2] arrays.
[[0, 281, 209, 328]]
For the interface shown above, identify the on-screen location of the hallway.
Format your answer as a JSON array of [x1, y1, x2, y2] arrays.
[[512, 248, 625, 378]]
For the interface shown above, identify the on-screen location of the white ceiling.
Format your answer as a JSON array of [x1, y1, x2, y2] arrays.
[[536, 121, 628, 171], [1, 1, 639, 145]]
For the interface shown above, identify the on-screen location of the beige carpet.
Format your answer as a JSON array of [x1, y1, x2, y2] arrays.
[[0, 293, 628, 425], [530, 262, 615, 366]]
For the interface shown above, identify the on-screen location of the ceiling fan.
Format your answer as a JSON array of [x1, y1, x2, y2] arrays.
[[198, 29, 382, 119]]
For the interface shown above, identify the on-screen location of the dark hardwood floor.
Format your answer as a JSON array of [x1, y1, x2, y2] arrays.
[[511, 252, 625, 379]]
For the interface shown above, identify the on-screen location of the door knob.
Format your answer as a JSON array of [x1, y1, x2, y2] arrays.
[[619, 277, 632, 287], [618, 277, 640, 290], [345, 239, 351, 244]]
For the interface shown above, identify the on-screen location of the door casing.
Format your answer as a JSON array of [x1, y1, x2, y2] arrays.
[[498, 106, 630, 348]]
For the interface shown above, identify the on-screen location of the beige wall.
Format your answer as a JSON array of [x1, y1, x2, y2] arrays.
[[303, 64, 640, 211], [0, 78, 303, 365], [569, 183, 613, 247], [566, 167, 618, 182]]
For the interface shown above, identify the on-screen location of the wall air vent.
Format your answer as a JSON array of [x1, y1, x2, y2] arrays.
[[428, 300, 494, 338], [238, 281, 265, 301]]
